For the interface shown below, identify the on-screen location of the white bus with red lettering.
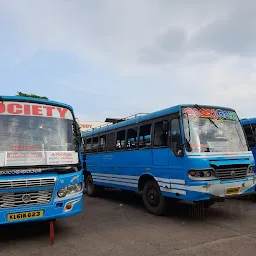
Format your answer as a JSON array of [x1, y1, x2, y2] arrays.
[[0, 96, 83, 244]]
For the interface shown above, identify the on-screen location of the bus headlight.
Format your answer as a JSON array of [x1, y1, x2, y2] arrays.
[[247, 166, 255, 176], [57, 183, 83, 198], [57, 188, 67, 198], [188, 169, 216, 180]]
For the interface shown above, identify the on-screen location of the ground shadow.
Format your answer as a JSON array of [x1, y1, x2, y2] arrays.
[[89, 188, 252, 221], [0, 220, 66, 245]]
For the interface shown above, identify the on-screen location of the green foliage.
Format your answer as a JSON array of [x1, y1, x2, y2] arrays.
[[16, 91, 49, 100]]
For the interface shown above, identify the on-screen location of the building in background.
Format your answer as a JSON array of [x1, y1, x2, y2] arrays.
[[77, 120, 110, 132], [77, 117, 127, 132]]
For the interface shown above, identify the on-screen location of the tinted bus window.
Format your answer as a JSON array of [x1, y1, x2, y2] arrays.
[[99, 135, 106, 152], [107, 132, 116, 151], [170, 118, 182, 154], [127, 126, 138, 149], [244, 125, 256, 147], [92, 137, 99, 152], [86, 138, 92, 153], [154, 120, 169, 147], [116, 130, 126, 150], [139, 124, 151, 148]]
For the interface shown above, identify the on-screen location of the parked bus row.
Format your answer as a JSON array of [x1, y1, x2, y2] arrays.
[[0, 97, 256, 234], [82, 104, 256, 215]]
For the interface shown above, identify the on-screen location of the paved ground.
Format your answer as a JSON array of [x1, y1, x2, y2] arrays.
[[1, 190, 256, 256]]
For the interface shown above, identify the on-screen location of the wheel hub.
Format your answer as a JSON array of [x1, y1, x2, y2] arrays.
[[147, 188, 159, 206]]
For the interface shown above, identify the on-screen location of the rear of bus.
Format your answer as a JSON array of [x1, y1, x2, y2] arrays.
[[181, 105, 256, 204]]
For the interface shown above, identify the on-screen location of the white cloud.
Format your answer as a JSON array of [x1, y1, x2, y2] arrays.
[[0, 0, 256, 119]]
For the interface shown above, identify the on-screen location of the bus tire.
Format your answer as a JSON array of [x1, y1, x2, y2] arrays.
[[142, 180, 166, 216], [86, 174, 96, 197]]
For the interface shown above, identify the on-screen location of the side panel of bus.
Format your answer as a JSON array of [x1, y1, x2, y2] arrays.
[[84, 110, 189, 193]]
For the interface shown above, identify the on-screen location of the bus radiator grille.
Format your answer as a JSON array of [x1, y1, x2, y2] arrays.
[[0, 189, 53, 208], [214, 166, 248, 181], [0, 178, 56, 189]]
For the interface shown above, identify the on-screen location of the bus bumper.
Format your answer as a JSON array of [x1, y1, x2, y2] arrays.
[[184, 177, 256, 201], [0, 193, 83, 225]]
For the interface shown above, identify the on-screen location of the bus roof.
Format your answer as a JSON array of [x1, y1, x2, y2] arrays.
[[0, 95, 74, 111], [240, 118, 256, 126], [82, 104, 236, 137]]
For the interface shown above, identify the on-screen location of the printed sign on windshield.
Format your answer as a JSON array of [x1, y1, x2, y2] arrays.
[[0, 101, 73, 119], [183, 107, 238, 121]]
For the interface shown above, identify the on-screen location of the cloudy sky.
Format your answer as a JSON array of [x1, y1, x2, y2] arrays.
[[0, 0, 255, 121]]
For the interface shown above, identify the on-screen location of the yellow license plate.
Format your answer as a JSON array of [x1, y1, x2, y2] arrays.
[[226, 187, 240, 195], [7, 210, 43, 222]]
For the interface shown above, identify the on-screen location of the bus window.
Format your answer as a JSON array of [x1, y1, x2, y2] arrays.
[[91, 137, 99, 152], [154, 120, 168, 147], [170, 118, 182, 155], [243, 125, 256, 147], [99, 135, 106, 152], [116, 130, 126, 150], [139, 124, 151, 148], [127, 126, 138, 149], [106, 132, 116, 151], [86, 138, 92, 153]]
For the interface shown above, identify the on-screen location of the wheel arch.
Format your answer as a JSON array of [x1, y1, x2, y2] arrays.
[[138, 173, 158, 192]]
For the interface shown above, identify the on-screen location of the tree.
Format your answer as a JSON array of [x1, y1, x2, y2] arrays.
[[16, 91, 49, 100]]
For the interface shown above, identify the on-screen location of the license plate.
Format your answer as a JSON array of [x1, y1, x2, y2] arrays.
[[226, 187, 240, 195], [7, 210, 43, 222]]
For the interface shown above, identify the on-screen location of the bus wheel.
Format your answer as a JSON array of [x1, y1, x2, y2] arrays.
[[86, 175, 96, 197], [142, 180, 166, 216]]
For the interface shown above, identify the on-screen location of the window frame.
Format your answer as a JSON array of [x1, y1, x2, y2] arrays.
[[138, 122, 153, 149], [152, 115, 171, 149], [243, 124, 256, 148], [116, 128, 127, 151], [85, 137, 92, 153], [82, 111, 183, 154], [91, 136, 99, 153], [126, 124, 139, 150]]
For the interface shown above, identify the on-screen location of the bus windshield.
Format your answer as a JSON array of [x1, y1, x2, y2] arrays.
[[0, 101, 79, 167], [182, 106, 248, 153]]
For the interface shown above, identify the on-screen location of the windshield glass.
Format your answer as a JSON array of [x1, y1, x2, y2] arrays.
[[0, 101, 79, 167], [182, 106, 248, 153]]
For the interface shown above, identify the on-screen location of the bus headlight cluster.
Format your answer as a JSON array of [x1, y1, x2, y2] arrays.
[[247, 166, 255, 176], [188, 169, 216, 179], [57, 183, 83, 198]]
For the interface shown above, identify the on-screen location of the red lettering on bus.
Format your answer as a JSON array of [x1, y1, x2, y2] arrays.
[[0, 102, 70, 119], [7, 103, 22, 114], [57, 108, 68, 118], [32, 105, 43, 116], [0, 103, 5, 113], [43, 106, 55, 117], [24, 104, 31, 115]]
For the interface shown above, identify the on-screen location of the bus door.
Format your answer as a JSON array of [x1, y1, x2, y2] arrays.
[[152, 118, 182, 167]]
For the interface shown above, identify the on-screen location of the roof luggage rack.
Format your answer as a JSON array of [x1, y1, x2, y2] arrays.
[[83, 112, 149, 133]]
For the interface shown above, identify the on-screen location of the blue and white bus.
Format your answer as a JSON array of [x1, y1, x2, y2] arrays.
[[241, 118, 256, 172], [82, 104, 256, 215], [0, 96, 84, 227]]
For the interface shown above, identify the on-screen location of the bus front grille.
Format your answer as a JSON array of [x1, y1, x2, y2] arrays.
[[215, 166, 248, 181], [0, 190, 53, 208], [0, 178, 56, 189]]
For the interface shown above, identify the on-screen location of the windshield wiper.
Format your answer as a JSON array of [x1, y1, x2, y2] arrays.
[[194, 104, 219, 129]]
